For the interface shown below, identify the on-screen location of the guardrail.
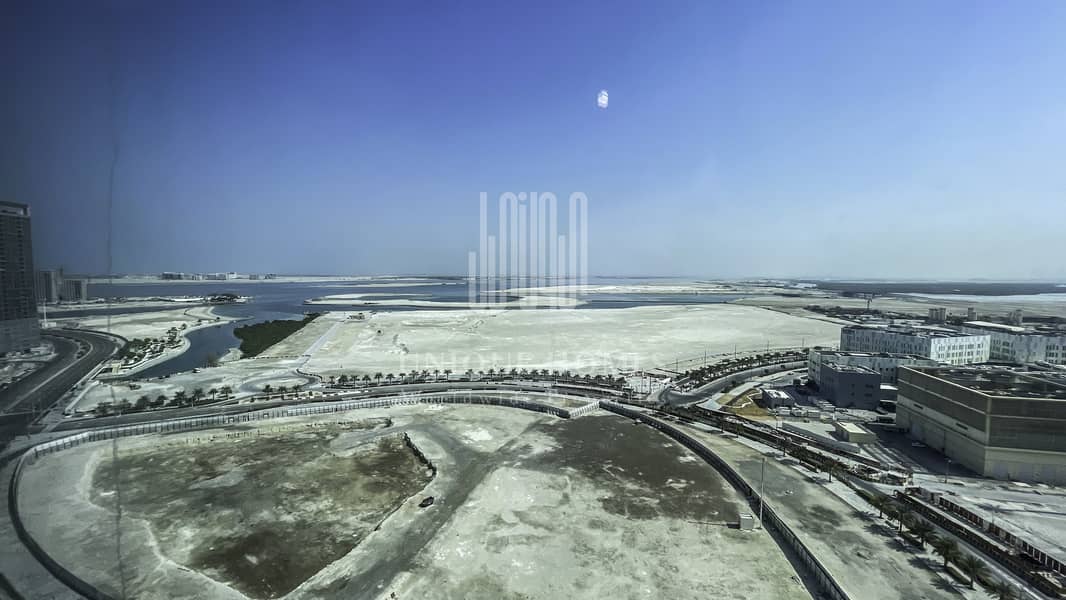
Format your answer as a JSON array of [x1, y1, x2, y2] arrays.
[[8, 451, 113, 599], [30, 393, 578, 462], [598, 401, 851, 600]]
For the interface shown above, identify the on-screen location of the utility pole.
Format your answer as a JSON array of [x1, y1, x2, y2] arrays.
[[758, 456, 767, 527]]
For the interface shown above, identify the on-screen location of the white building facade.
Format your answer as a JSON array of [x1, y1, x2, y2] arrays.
[[961, 321, 1066, 365], [840, 325, 990, 365]]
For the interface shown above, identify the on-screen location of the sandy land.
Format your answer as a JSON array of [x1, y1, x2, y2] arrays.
[[305, 294, 584, 309], [503, 282, 741, 295], [70, 359, 312, 413], [55, 306, 238, 341], [300, 304, 840, 376], [17, 404, 810, 600]]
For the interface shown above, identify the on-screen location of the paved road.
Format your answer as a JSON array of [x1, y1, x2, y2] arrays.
[[48, 380, 611, 433], [0, 330, 121, 429]]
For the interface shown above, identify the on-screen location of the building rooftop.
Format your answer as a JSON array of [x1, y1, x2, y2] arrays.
[[965, 320, 1066, 337], [823, 363, 880, 375], [844, 324, 983, 339], [907, 365, 1066, 400], [963, 320, 1029, 333], [0, 201, 29, 217], [811, 349, 932, 360], [835, 421, 869, 435]]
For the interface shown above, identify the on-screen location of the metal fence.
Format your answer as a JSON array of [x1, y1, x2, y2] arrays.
[[29, 393, 580, 462]]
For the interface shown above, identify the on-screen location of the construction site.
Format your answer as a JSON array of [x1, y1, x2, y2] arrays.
[[12, 402, 812, 600]]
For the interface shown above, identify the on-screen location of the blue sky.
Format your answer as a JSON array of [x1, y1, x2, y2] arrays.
[[3, 0, 1065, 279]]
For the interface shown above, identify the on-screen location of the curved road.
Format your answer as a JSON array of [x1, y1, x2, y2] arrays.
[[0, 329, 121, 427]]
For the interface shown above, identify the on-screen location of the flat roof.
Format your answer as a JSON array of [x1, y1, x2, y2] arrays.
[[844, 324, 984, 339], [835, 421, 868, 434], [0, 201, 29, 217], [810, 349, 931, 360], [824, 363, 880, 374], [964, 320, 1029, 333], [907, 365, 1066, 400], [965, 321, 1066, 338]]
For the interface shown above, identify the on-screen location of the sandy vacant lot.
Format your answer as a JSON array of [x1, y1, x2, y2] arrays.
[[56, 306, 236, 341], [301, 304, 841, 376], [19, 404, 810, 600]]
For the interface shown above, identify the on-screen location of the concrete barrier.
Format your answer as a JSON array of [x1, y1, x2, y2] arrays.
[[8, 453, 114, 599], [599, 401, 851, 600]]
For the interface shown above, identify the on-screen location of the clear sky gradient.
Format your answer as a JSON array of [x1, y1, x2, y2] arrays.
[[4, 1, 1065, 279]]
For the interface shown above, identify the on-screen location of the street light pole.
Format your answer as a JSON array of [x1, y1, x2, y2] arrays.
[[758, 456, 767, 527]]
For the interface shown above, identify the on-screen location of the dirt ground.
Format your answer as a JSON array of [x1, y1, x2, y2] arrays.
[[19, 405, 811, 600], [89, 419, 426, 599]]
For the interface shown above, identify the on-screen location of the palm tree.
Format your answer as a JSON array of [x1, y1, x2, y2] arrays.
[[208, 388, 218, 401], [362, 374, 371, 384], [895, 505, 914, 533], [931, 536, 959, 569], [385, 373, 394, 384], [988, 579, 1018, 600], [870, 493, 892, 519], [374, 372, 383, 384], [174, 389, 189, 407], [220, 385, 233, 397], [153, 394, 168, 408], [263, 384, 273, 394], [828, 463, 846, 482], [957, 554, 989, 589], [909, 518, 935, 548], [192, 388, 205, 404]]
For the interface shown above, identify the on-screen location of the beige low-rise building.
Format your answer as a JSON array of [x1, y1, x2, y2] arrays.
[[897, 365, 1066, 484]]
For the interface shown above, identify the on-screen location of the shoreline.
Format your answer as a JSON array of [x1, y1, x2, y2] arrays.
[[97, 306, 243, 379]]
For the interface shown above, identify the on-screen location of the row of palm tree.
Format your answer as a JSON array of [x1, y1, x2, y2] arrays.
[[95, 385, 235, 416], [261, 384, 300, 395], [677, 350, 806, 388], [868, 493, 1018, 599], [324, 368, 629, 389]]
